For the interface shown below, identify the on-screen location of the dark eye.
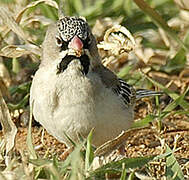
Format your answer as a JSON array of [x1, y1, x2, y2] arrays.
[[83, 36, 91, 49], [56, 35, 69, 51], [56, 36, 63, 47]]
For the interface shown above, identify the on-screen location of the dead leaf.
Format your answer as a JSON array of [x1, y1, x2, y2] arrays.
[[98, 25, 135, 55], [16, 0, 58, 24], [0, 7, 29, 43]]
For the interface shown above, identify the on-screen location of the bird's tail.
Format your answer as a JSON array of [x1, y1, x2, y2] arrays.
[[136, 89, 163, 99]]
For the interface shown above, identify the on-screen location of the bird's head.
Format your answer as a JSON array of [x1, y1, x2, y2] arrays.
[[55, 16, 101, 74], [41, 16, 100, 75], [56, 16, 91, 56]]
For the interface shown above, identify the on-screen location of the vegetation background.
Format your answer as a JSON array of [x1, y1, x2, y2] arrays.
[[0, 0, 189, 179]]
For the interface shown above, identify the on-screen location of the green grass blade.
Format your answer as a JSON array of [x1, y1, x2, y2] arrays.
[[29, 158, 52, 166], [27, 101, 37, 159], [120, 163, 127, 180], [117, 65, 132, 79], [89, 156, 156, 178], [9, 82, 31, 95], [163, 93, 187, 113], [85, 129, 94, 172], [69, 144, 84, 180], [142, 72, 189, 110], [161, 30, 189, 73], [133, 0, 188, 50], [12, 58, 20, 74], [172, 110, 189, 116], [8, 93, 29, 110], [131, 114, 157, 128], [159, 85, 189, 120], [165, 145, 184, 180], [161, 48, 186, 73], [63, 132, 76, 147]]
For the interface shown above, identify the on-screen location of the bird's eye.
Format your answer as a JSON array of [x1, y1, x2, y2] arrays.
[[56, 36, 63, 47], [83, 37, 91, 49]]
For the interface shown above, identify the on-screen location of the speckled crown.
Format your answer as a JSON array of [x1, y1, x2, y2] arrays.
[[57, 16, 89, 42]]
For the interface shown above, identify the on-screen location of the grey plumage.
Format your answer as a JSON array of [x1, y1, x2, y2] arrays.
[[30, 16, 161, 147]]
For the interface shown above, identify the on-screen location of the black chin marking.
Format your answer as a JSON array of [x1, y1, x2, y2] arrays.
[[56, 54, 90, 75]]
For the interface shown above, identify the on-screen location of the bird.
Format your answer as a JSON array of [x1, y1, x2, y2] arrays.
[[30, 16, 161, 148]]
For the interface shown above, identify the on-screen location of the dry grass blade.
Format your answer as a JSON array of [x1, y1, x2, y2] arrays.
[[0, 90, 17, 154], [174, 0, 189, 11], [94, 128, 146, 156], [0, 44, 41, 58], [0, 7, 29, 43], [16, 0, 58, 24], [0, 45, 27, 58]]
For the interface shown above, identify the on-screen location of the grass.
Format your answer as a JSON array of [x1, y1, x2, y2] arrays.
[[0, 0, 189, 179]]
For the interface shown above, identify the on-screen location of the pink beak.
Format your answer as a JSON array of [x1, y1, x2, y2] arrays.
[[69, 36, 83, 52]]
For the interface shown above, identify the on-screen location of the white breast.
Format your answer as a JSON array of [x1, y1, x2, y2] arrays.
[[30, 60, 134, 147]]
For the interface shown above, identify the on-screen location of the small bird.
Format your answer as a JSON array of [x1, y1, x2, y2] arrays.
[[30, 16, 161, 147]]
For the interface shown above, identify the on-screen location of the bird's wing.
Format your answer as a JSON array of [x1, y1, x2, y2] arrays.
[[93, 64, 162, 107], [114, 78, 136, 106], [136, 89, 163, 99], [93, 65, 136, 107]]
